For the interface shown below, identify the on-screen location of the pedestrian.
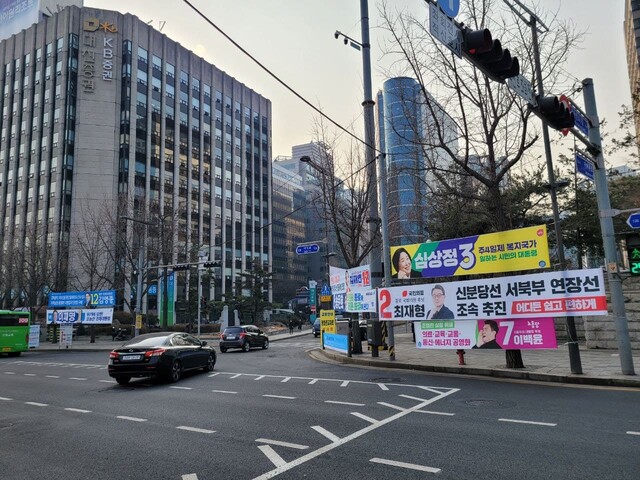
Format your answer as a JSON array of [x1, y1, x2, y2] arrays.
[[289, 319, 294, 334], [298, 319, 302, 331]]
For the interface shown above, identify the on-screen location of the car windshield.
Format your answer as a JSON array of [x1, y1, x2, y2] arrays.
[[224, 327, 243, 334], [122, 334, 171, 347]]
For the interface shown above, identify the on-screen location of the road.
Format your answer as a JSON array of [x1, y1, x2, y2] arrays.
[[1, 338, 639, 479]]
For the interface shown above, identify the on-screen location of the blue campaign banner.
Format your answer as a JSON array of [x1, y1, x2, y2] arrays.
[[49, 290, 116, 308], [323, 332, 349, 354]]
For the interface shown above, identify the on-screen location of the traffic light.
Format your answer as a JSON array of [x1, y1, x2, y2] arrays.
[[172, 263, 190, 271], [628, 235, 640, 277], [461, 28, 520, 83], [535, 95, 575, 131], [203, 261, 219, 268]]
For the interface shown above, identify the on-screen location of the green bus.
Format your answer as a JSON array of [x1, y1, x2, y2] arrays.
[[0, 310, 30, 357]]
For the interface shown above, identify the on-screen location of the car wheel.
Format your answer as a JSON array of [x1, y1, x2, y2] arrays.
[[203, 353, 216, 372], [262, 340, 269, 350], [220, 347, 227, 353], [242, 341, 251, 352], [115, 376, 131, 385], [168, 360, 182, 382]]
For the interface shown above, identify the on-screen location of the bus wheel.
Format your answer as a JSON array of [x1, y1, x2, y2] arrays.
[[7, 352, 21, 357]]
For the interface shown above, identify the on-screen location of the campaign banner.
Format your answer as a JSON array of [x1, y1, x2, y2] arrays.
[[323, 332, 349, 354], [414, 318, 557, 350], [378, 268, 606, 321], [330, 265, 372, 295], [319, 309, 336, 335], [345, 289, 377, 313], [49, 290, 116, 308], [47, 309, 80, 324], [81, 308, 114, 324], [389, 225, 550, 279]]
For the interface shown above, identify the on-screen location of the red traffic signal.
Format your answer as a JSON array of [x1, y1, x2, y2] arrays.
[[462, 28, 520, 82]]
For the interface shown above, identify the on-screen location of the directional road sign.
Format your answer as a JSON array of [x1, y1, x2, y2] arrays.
[[508, 75, 535, 105], [627, 212, 640, 229], [575, 151, 594, 181], [295, 244, 320, 255], [438, 0, 460, 18]]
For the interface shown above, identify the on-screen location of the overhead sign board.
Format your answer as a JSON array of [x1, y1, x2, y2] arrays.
[[575, 151, 594, 181], [508, 75, 535, 105], [296, 244, 319, 255], [429, 3, 462, 58], [627, 213, 640, 229]]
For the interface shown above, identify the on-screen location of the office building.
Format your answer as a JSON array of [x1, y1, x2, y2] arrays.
[[625, 0, 640, 156], [0, 5, 272, 313]]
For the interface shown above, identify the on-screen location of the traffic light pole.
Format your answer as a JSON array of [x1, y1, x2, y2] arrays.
[[530, 15, 582, 374], [582, 78, 635, 375]]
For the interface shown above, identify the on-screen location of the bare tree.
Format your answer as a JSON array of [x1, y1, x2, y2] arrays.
[[378, 0, 583, 367]]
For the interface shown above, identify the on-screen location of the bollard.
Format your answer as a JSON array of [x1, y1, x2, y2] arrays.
[[456, 349, 466, 365]]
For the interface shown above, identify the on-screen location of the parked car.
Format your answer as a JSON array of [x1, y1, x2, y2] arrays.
[[219, 325, 269, 352], [312, 320, 321, 338], [108, 332, 216, 385]]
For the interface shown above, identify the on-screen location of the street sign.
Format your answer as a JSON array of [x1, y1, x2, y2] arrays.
[[508, 75, 535, 105], [572, 104, 590, 136], [320, 295, 332, 303], [321, 283, 331, 296], [627, 213, 640, 229], [438, 0, 460, 18], [575, 151, 594, 181], [295, 243, 319, 255], [429, 3, 462, 58]]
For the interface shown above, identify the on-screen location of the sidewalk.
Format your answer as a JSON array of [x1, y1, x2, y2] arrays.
[[314, 331, 640, 389]]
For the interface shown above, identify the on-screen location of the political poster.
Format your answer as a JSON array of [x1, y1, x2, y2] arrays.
[[319, 309, 336, 335], [414, 318, 557, 350], [46, 309, 80, 324], [330, 265, 371, 295], [48, 290, 116, 308], [389, 225, 550, 279], [323, 332, 349, 354], [81, 308, 114, 324], [378, 268, 606, 321]]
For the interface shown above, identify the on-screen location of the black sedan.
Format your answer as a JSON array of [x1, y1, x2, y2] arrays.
[[219, 325, 269, 352], [108, 332, 216, 385]]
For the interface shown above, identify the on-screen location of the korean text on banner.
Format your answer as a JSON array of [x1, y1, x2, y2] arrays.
[[319, 309, 336, 335], [414, 318, 557, 350], [389, 225, 549, 279], [378, 268, 606, 321]]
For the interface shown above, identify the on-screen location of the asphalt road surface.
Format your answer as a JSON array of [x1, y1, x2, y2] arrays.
[[1, 339, 638, 480]]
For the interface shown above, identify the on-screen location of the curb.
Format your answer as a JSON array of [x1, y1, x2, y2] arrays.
[[314, 349, 640, 389]]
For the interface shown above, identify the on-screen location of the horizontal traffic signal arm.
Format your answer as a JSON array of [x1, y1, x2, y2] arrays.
[[461, 28, 520, 83]]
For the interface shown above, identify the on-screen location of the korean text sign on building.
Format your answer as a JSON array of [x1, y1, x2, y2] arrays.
[[389, 225, 550, 279], [378, 268, 606, 321]]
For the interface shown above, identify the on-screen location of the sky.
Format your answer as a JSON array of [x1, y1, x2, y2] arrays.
[[86, 0, 633, 166]]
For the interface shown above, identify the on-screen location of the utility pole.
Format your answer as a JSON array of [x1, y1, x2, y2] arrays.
[[582, 78, 635, 375], [135, 244, 143, 337]]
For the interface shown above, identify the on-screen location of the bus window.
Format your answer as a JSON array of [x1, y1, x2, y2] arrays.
[[0, 311, 31, 357]]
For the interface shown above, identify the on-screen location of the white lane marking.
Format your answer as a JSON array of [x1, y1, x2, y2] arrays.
[[117, 416, 147, 422], [23, 373, 36, 376], [69, 377, 87, 381], [377, 402, 406, 412], [253, 388, 459, 479], [626, 431, 640, 436], [64, 408, 92, 413], [262, 395, 296, 400], [370, 457, 441, 474], [399, 394, 429, 403], [281, 377, 291, 383], [308, 379, 318, 385], [258, 445, 287, 468], [170, 386, 193, 390], [230, 374, 242, 379], [25, 402, 48, 407], [208, 373, 220, 377], [211, 390, 237, 394], [176, 426, 216, 434], [255, 375, 265, 381], [415, 410, 456, 416], [46, 375, 60, 379], [182, 474, 199, 480], [325, 400, 365, 407], [4, 372, 15, 375], [377, 383, 389, 391], [256, 439, 309, 450], [340, 381, 349, 387], [499, 418, 556, 427], [351, 412, 377, 424], [99, 380, 116, 383], [311, 426, 340, 443], [0, 397, 12, 401]]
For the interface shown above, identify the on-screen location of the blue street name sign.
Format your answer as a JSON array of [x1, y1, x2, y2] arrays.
[[575, 151, 594, 181], [572, 105, 589, 136], [627, 212, 640, 229], [438, 0, 460, 18], [296, 244, 320, 255]]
